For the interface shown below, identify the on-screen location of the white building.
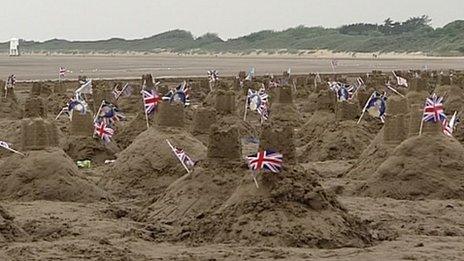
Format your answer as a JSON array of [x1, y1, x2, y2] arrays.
[[9, 38, 19, 56]]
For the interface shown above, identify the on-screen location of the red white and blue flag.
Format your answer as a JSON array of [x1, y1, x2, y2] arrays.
[[94, 121, 114, 143], [422, 94, 446, 123], [247, 150, 283, 173], [59, 67, 67, 77], [174, 147, 195, 168], [442, 111, 458, 137], [207, 70, 219, 83], [142, 89, 161, 115]]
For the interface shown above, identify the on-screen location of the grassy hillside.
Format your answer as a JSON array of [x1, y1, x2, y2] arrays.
[[2, 17, 463, 56]]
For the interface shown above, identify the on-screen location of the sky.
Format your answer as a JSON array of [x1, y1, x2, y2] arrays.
[[0, 0, 462, 42]]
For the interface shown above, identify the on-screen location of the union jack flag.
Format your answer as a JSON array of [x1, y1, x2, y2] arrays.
[[59, 67, 67, 77], [174, 147, 195, 167], [247, 150, 283, 173], [142, 89, 161, 114], [422, 94, 446, 123], [112, 83, 132, 100], [94, 121, 114, 143], [356, 77, 364, 88], [442, 111, 458, 137]]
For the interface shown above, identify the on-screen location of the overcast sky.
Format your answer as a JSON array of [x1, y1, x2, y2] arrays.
[[0, 0, 462, 42]]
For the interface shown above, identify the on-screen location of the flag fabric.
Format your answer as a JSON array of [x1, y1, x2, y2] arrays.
[[245, 67, 255, 81], [396, 76, 408, 87], [174, 147, 195, 167], [356, 77, 365, 88], [67, 98, 87, 114], [94, 121, 114, 143], [422, 94, 446, 123], [0, 141, 11, 149], [392, 71, 408, 87], [329, 82, 355, 101], [247, 88, 269, 120], [142, 89, 161, 115], [162, 81, 190, 106], [330, 59, 338, 71], [99, 101, 126, 124], [59, 67, 67, 77], [365, 92, 387, 123], [247, 150, 283, 173], [442, 111, 458, 137], [207, 70, 219, 83], [113, 83, 133, 99], [75, 79, 93, 95], [6, 74, 16, 87]]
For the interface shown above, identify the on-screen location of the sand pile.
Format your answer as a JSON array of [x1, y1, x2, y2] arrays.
[[345, 129, 393, 180], [61, 136, 116, 164], [357, 131, 464, 200], [0, 97, 23, 119], [269, 86, 303, 127], [299, 120, 373, 162], [0, 120, 22, 158], [100, 127, 207, 199], [182, 165, 372, 248], [0, 205, 28, 243], [114, 113, 148, 149], [0, 148, 109, 202], [140, 125, 244, 234]]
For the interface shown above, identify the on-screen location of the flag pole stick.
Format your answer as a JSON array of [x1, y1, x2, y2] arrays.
[[1, 146, 25, 157], [357, 93, 373, 124], [55, 107, 66, 120], [418, 101, 426, 136], [243, 94, 249, 121], [252, 171, 259, 188], [386, 85, 405, 98], [292, 78, 297, 93], [115, 83, 128, 101], [166, 139, 190, 174], [144, 107, 150, 129], [93, 100, 105, 123]]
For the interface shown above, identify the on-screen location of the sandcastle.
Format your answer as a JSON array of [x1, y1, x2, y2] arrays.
[[191, 107, 217, 136], [214, 90, 236, 114], [335, 101, 359, 121], [154, 102, 184, 128], [21, 118, 59, 150], [70, 111, 94, 136], [260, 123, 296, 164], [383, 96, 408, 145], [207, 125, 241, 161]]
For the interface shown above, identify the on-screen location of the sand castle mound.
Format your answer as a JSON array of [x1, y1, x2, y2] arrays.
[[140, 160, 244, 230], [114, 113, 148, 149], [0, 205, 28, 243], [62, 136, 116, 164], [345, 129, 394, 180], [100, 127, 207, 199], [0, 97, 23, 119], [298, 111, 335, 143], [300, 121, 374, 162], [357, 133, 464, 200], [183, 165, 372, 248], [0, 148, 109, 202]]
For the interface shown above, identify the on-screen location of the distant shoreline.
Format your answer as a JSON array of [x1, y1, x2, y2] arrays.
[[3, 50, 464, 60]]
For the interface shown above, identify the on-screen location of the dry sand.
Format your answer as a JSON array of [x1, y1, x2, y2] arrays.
[[1, 67, 464, 260]]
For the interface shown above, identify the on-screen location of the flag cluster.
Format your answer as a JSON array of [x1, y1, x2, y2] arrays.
[[421, 94, 459, 137]]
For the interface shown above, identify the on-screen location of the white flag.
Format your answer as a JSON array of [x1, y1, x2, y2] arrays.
[[396, 76, 408, 87]]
